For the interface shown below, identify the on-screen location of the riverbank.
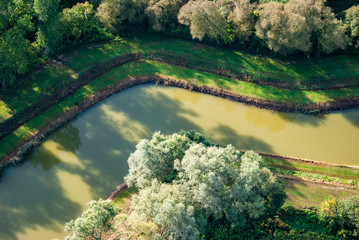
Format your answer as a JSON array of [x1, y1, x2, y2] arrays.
[[1, 38, 359, 177]]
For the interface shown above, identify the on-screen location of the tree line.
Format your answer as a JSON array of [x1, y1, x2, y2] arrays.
[[1, 0, 358, 89]]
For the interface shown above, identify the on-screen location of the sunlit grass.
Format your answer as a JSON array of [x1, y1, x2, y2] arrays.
[[2, 60, 359, 162], [264, 157, 359, 180], [283, 179, 359, 207], [2, 37, 359, 125], [113, 187, 138, 209], [1, 37, 359, 165]]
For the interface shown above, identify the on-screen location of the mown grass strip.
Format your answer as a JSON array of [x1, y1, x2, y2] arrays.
[[283, 178, 359, 208]]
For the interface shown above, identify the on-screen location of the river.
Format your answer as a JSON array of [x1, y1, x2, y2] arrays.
[[1, 85, 359, 239]]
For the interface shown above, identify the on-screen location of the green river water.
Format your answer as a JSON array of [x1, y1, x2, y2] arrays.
[[1, 85, 359, 239]]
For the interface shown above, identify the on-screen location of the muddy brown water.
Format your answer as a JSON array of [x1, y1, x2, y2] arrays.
[[1, 85, 359, 239]]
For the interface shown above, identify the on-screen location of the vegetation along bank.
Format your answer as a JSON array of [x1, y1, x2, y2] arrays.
[[1, 36, 359, 175], [1, 0, 359, 238], [1, 0, 359, 170]]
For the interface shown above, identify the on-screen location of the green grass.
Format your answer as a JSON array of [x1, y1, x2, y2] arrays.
[[1, 37, 359, 124], [113, 187, 138, 209], [2, 59, 359, 161], [282, 178, 359, 208], [263, 157, 359, 181], [1, 38, 359, 208], [272, 167, 359, 187]]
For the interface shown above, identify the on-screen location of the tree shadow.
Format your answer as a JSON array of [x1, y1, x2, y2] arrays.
[[208, 124, 273, 153], [60, 85, 204, 199], [29, 123, 82, 171], [342, 107, 359, 128], [0, 159, 83, 240], [279, 112, 327, 127]]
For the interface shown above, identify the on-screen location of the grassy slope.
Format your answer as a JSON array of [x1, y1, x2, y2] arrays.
[[2, 60, 359, 160], [1, 37, 359, 206], [2, 37, 359, 124]]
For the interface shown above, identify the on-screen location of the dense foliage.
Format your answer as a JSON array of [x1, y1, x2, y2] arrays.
[[1, 0, 358, 90], [346, 5, 359, 50], [121, 131, 286, 239], [255, 0, 348, 55]]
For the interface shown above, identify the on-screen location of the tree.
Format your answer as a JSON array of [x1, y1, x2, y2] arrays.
[[59, 1, 103, 44], [255, 0, 348, 55], [178, 0, 227, 43], [121, 132, 286, 239], [125, 132, 192, 189], [284, 0, 348, 54], [345, 5, 359, 49], [255, 1, 312, 55], [145, 0, 187, 32], [96, 0, 149, 31], [127, 181, 201, 239], [333, 196, 359, 237], [0, 0, 37, 89], [228, 0, 257, 40], [176, 146, 285, 226], [65, 199, 120, 240], [34, 0, 61, 54]]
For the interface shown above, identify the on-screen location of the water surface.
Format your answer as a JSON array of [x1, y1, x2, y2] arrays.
[[1, 85, 359, 239]]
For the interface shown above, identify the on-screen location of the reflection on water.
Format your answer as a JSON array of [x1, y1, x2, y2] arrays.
[[1, 84, 359, 240]]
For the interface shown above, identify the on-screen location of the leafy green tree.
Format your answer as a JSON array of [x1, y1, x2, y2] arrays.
[[176, 146, 285, 226], [59, 1, 104, 44], [65, 199, 120, 240], [34, 0, 61, 54], [333, 196, 359, 237], [178, 0, 227, 43], [345, 5, 359, 49], [0, 0, 37, 89], [255, 1, 312, 55], [284, 0, 348, 54], [128, 181, 201, 239]]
